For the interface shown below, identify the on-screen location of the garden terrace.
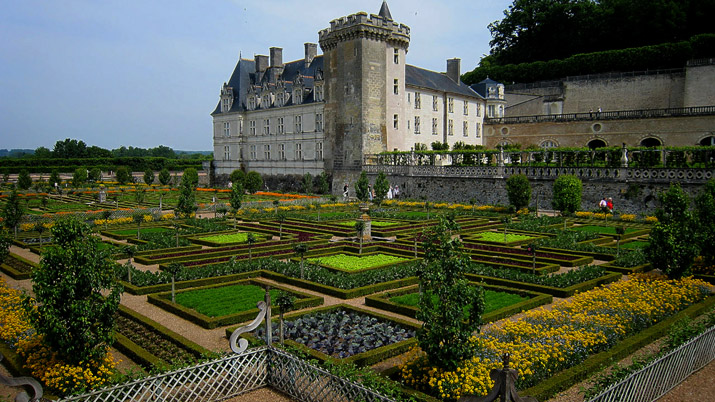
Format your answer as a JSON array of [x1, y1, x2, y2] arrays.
[[301, 251, 417, 274], [459, 240, 593, 267], [0, 253, 37, 280], [147, 278, 323, 329], [366, 284, 552, 322]]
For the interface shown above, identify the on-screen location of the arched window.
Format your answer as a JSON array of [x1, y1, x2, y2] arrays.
[[588, 139, 607, 149], [640, 138, 661, 147], [699, 136, 715, 146], [540, 140, 558, 149]]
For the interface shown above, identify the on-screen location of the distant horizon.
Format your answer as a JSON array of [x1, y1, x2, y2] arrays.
[[1, 0, 511, 151]]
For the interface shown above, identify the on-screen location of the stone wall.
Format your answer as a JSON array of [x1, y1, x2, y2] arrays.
[[361, 165, 713, 215]]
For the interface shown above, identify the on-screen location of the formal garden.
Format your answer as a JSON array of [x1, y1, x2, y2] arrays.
[[0, 169, 714, 401]]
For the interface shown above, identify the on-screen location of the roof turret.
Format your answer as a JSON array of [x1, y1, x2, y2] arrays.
[[378, 1, 392, 20]]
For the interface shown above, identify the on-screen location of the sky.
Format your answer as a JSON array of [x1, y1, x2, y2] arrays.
[[0, 0, 512, 152]]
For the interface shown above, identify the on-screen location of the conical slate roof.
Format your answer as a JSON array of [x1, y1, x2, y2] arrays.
[[378, 1, 392, 20]]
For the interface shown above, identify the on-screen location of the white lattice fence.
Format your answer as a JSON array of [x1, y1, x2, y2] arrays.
[[57, 347, 269, 402], [586, 325, 715, 402], [55, 346, 397, 402], [267, 347, 396, 402]]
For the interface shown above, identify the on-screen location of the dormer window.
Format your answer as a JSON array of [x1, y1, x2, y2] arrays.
[[293, 89, 302, 105], [315, 84, 324, 102], [277, 92, 284, 107], [262, 94, 271, 109], [222, 97, 232, 113], [248, 96, 256, 110]]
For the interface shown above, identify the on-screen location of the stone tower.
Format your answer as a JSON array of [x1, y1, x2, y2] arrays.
[[319, 1, 410, 186]]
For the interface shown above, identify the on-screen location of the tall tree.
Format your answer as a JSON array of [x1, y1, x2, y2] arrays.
[[2, 189, 24, 238], [29, 219, 122, 365], [229, 181, 244, 229], [176, 171, 197, 218], [72, 167, 87, 187], [143, 169, 155, 186], [302, 173, 313, 194], [645, 183, 699, 279], [552, 175, 582, 214], [506, 173, 531, 211], [373, 171, 389, 207], [158, 168, 172, 186], [417, 218, 485, 371], [17, 169, 32, 190]]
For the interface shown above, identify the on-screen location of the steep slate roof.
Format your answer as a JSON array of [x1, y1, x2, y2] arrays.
[[470, 77, 500, 98], [378, 1, 393, 20], [405, 65, 482, 99], [212, 55, 324, 114]]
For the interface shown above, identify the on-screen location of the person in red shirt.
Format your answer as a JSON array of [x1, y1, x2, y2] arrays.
[[606, 197, 614, 213]]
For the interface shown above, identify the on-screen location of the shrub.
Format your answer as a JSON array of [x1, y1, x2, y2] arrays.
[[229, 169, 246, 187], [17, 169, 32, 190], [506, 174, 531, 210], [115, 166, 131, 185], [244, 171, 263, 194], [158, 168, 172, 186], [552, 175, 582, 214]]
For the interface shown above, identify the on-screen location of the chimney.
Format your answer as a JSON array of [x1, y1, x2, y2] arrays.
[[270, 47, 283, 68], [447, 58, 461, 83], [305, 43, 317, 64], [255, 55, 269, 73]]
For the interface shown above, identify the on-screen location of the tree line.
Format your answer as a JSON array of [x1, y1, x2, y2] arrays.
[[6, 138, 210, 160]]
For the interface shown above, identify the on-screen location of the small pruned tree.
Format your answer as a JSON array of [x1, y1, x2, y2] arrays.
[[373, 171, 389, 207], [123, 245, 136, 283], [354, 171, 370, 202], [417, 218, 485, 371], [246, 233, 256, 260], [115, 166, 131, 185], [318, 171, 330, 195], [302, 173, 313, 195], [552, 174, 582, 214], [276, 211, 287, 238], [229, 169, 246, 188], [144, 169, 155, 186], [2, 189, 24, 238], [17, 169, 32, 190], [355, 221, 365, 254], [506, 173, 531, 211], [132, 212, 144, 239], [72, 167, 87, 188], [229, 181, 244, 229], [176, 172, 197, 218], [275, 291, 297, 344], [645, 183, 698, 279], [293, 243, 308, 279], [158, 168, 172, 186], [244, 171, 263, 194], [88, 167, 102, 183], [49, 170, 61, 190], [29, 218, 122, 365], [694, 178, 715, 268], [165, 262, 183, 303]]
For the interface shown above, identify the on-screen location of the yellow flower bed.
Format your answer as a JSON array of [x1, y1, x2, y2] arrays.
[[400, 275, 710, 400], [644, 216, 658, 223], [593, 212, 609, 220], [142, 215, 153, 223], [575, 211, 593, 218], [93, 216, 133, 226], [0, 278, 116, 396], [160, 213, 175, 220], [620, 214, 636, 222]]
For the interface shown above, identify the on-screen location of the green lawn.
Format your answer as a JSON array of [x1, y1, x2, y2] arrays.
[[197, 232, 264, 243], [620, 240, 649, 249], [308, 253, 410, 271], [389, 289, 528, 314], [174, 284, 281, 317], [111, 227, 171, 236], [335, 220, 401, 227], [473, 232, 536, 243]]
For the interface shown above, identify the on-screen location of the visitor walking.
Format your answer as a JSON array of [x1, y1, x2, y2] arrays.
[[394, 185, 400, 199], [387, 185, 393, 200], [599, 197, 608, 213], [607, 197, 614, 213], [343, 183, 349, 199]]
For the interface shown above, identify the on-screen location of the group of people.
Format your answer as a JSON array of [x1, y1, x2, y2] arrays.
[[599, 197, 614, 213], [342, 183, 400, 200]]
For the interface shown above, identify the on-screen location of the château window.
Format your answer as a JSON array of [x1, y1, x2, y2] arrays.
[[316, 142, 323, 160], [248, 97, 256, 110], [263, 119, 270, 135], [277, 92, 284, 107], [488, 105, 496, 118], [464, 101, 469, 116], [277, 117, 284, 134], [393, 114, 399, 129], [262, 94, 271, 109], [415, 93, 421, 109], [222, 98, 231, 113], [250, 145, 257, 160], [394, 48, 399, 64], [393, 79, 399, 95], [433, 96, 438, 111], [279, 143, 286, 160], [448, 119, 454, 136], [264, 144, 271, 160], [477, 104, 481, 117], [295, 143, 302, 160], [448, 97, 454, 113], [223, 122, 230, 137], [463, 121, 469, 137], [476, 122, 481, 137], [315, 85, 324, 102], [432, 118, 438, 135], [224, 145, 230, 160], [249, 120, 256, 136], [316, 113, 323, 132], [295, 115, 302, 133], [414, 116, 420, 134], [293, 89, 302, 104]]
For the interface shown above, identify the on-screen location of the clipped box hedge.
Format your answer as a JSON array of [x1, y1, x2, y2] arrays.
[[599, 262, 652, 274], [226, 303, 420, 367], [261, 270, 420, 299], [0, 253, 37, 280], [365, 284, 552, 323], [465, 271, 622, 298], [147, 278, 323, 329], [120, 270, 262, 295], [296, 250, 419, 275]]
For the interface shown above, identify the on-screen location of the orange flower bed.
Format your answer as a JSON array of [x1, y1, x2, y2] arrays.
[[255, 191, 318, 199]]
